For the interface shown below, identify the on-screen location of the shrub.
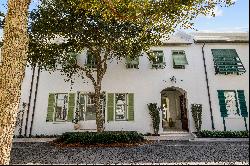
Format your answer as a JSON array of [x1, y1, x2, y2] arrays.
[[148, 103, 160, 135], [56, 131, 144, 145], [191, 104, 202, 132], [198, 130, 249, 138]]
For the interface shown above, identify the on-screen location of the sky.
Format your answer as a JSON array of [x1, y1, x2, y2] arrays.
[[0, 0, 249, 37]]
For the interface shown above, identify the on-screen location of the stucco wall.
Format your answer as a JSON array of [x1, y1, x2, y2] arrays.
[[200, 43, 249, 131], [15, 41, 249, 136]]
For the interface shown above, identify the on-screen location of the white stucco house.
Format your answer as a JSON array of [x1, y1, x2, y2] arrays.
[[3, 31, 248, 136]]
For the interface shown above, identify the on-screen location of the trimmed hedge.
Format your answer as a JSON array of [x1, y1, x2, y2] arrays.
[[56, 131, 144, 144], [198, 130, 249, 138]]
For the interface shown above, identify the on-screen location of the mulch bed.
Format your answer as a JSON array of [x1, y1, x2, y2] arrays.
[[49, 140, 155, 148]]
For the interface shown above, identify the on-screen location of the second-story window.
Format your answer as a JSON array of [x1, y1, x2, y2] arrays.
[[151, 50, 166, 69], [126, 56, 139, 69], [212, 49, 246, 75], [85, 51, 97, 68], [172, 50, 188, 69]]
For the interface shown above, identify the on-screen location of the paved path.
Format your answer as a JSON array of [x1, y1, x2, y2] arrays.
[[10, 141, 249, 165]]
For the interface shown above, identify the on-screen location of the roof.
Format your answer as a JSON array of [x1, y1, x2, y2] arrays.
[[161, 31, 193, 45], [192, 32, 249, 43]]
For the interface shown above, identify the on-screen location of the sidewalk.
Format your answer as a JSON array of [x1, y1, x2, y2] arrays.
[[13, 137, 249, 143], [10, 141, 249, 165], [13, 138, 56, 143], [189, 137, 249, 142]]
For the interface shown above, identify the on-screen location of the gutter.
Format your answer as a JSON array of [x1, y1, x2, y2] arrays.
[[29, 67, 41, 137], [24, 66, 36, 137], [202, 43, 215, 130], [195, 40, 249, 44]]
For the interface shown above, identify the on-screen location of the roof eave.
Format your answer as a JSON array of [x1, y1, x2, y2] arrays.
[[194, 40, 249, 43]]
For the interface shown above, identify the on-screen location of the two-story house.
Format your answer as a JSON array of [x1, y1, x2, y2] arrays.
[[8, 31, 248, 136]]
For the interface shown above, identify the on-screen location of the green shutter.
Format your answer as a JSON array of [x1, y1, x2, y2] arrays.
[[46, 93, 55, 122], [107, 93, 114, 121], [237, 90, 248, 117], [152, 51, 164, 63], [217, 90, 228, 117], [212, 49, 246, 75], [128, 93, 134, 121], [67, 93, 75, 122]]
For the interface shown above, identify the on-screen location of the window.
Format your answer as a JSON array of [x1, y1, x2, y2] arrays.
[[126, 56, 139, 69], [212, 49, 246, 75], [79, 93, 96, 121], [217, 90, 248, 118], [77, 93, 105, 121], [224, 91, 240, 118], [115, 93, 128, 121], [85, 51, 97, 68], [107, 93, 134, 122], [172, 50, 188, 69], [151, 51, 166, 69], [55, 94, 68, 121], [46, 93, 75, 122]]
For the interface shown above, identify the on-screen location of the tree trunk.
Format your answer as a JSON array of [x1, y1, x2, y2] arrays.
[[94, 85, 104, 132], [0, 0, 30, 164]]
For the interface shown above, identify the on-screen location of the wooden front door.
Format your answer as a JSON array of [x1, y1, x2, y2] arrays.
[[180, 95, 189, 131]]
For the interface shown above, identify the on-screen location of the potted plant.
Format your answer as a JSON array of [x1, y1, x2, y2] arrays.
[[148, 103, 160, 136], [72, 118, 80, 130]]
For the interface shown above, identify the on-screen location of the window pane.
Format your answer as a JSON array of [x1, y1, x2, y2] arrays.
[[79, 94, 85, 121], [115, 93, 127, 121], [85, 94, 96, 120], [55, 94, 68, 121], [224, 91, 240, 118], [152, 51, 164, 64]]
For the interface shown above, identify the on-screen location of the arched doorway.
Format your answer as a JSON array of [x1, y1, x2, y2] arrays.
[[161, 87, 189, 132]]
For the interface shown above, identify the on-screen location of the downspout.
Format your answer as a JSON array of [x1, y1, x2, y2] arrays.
[[29, 67, 41, 137], [24, 66, 36, 137], [201, 43, 215, 130]]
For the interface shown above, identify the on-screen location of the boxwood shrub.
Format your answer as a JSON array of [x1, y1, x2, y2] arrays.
[[56, 131, 144, 144], [198, 130, 249, 138]]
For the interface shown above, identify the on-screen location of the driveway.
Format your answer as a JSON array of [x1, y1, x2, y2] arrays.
[[10, 141, 249, 165]]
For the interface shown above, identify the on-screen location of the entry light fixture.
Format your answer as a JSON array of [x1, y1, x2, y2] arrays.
[[170, 76, 176, 83]]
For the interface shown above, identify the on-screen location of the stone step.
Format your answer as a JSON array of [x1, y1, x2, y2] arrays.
[[160, 132, 191, 136], [145, 132, 194, 141]]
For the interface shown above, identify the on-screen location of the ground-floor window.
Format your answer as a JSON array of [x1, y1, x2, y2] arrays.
[[107, 93, 134, 122], [46, 93, 75, 122], [218, 90, 248, 118], [115, 93, 128, 121], [77, 92, 105, 121], [55, 93, 68, 121]]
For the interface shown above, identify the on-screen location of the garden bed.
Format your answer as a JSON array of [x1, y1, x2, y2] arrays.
[[51, 131, 152, 148]]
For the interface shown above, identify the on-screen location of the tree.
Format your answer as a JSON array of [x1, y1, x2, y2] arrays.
[[28, 0, 234, 132], [0, 0, 31, 164]]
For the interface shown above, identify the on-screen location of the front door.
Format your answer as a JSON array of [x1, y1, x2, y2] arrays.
[[180, 95, 189, 131]]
